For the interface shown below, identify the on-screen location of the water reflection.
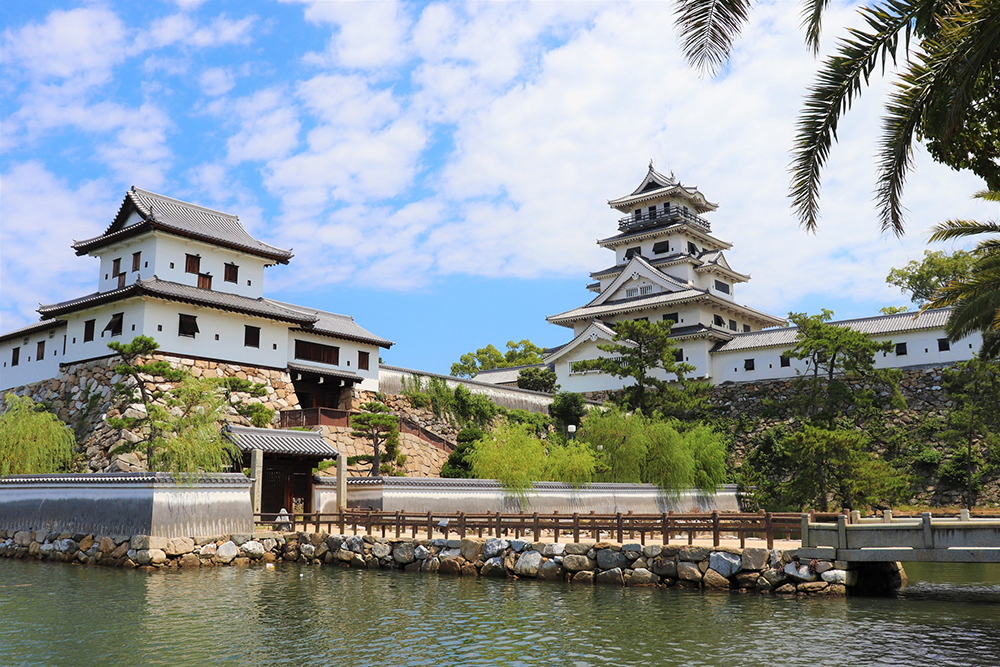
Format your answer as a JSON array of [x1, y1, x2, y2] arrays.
[[2, 559, 999, 667]]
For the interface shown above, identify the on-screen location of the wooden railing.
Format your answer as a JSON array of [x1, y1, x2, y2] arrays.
[[253, 510, 820, 549]]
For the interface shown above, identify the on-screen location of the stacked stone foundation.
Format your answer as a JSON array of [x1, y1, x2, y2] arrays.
[[1, 529, 905, 596]]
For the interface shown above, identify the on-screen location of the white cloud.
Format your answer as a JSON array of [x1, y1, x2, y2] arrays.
[[200, 67, 236, 96], [1, 7, 126, 83], [0, 163, 112, 331], [136, 13, 256, 52], [289, 0, 412, 69], [224, 88, 302, 163]]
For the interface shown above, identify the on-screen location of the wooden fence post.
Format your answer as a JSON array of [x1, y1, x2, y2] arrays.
[[765, 512, 773, 550], [661, 513, 668, 545], [426, 511, 433, 540], [616, 512, 623, 544], [459, 512, 466, 539], [712, 510, 720, 547], [495, 511, 502, 538], [573, 513, 580, 543], [532, 512, 540, 542], [590, 511, 598, 540], [395, 510, 401, 538]]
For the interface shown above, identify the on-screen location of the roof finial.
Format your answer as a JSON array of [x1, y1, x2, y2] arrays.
[[649, 158, 654, 171]]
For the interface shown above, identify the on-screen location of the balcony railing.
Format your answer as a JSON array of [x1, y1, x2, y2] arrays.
[[618, 205, 711, 233]]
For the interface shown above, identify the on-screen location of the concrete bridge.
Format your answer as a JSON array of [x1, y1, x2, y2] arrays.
[[797, 510, 1000, 563]]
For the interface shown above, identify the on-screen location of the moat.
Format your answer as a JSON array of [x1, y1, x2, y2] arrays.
[[3, 559, 999, 666]]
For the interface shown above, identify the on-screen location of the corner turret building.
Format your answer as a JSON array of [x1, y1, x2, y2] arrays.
[[0, 187, 392, 408], [538, 165, 981, 394]]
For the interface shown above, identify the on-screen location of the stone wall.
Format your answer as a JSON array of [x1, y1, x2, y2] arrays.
[[1, 528, 904, 596], [318, 426, 450, 478], [4, 354, 300, 473]]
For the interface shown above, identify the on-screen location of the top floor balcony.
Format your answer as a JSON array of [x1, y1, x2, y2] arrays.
[[618, 205, 711, 233]]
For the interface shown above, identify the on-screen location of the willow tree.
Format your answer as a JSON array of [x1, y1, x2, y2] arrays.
[[0, 393, 75, 475], [106, 336, 238, 475]]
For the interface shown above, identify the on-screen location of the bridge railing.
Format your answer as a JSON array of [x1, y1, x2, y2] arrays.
[[802, 511, 1000, 553]]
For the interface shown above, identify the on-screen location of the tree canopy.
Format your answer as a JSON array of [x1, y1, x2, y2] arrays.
[[886, 249, 976, 305], [450, 339, 544, 378], [349, 401, 403, 476], [572, 319, 692, 414], [0, 393, 75, 475], [516, 366, 558, 393]]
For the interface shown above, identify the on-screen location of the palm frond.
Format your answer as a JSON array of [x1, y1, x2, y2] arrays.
[[973, 189, 1000, 202], [928, 218, 1000, 243], [934, 2, 1000, 141], [675, 0, 754, 76], [789, 0, 923, 232], [801, 0, 833, 54]]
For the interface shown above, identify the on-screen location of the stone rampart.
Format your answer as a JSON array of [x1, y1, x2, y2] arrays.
[[1, 528, 904, 596]]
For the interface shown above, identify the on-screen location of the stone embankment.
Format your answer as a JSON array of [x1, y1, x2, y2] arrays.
[[1, 529, 904, 596]]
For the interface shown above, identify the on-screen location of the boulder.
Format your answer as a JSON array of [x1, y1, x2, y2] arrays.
[[300, 544, 315, 559], [596, 549, 628, 571], [509, 540, 528, 553], [13, 531, 32, 547], [572, 571, 594, 584], [813, 560, 834, 575], [797, 581, 829, 594], [542, 543, 565, 557], [741, 548, 768, 572], [178, 553, 200, 568], [414, 545, 430, 560], [242, 541, 265, 560], [216, 541, 239, 563], [651, 556, 677, 578], [393, 543, 416, 564], [326, 536, 343, 553], [703, 568, 731, 589], [371, 543, 391, 559], [642, 545, 663, 559], [595, 568, 624, 585], [678, 546, 709, 562], [677, 561, 703, 582], [481, 557, 506, 578], [513, 551, 543, 578], [774, 583, 797, 595], [438, 557, 465, 575], [562, 554, 596, 572], [135, 549, 153, 565], [200, 544, 218, 558], [709, 551, 742, 578], [99, 537, 116, 554], [538, 559, 562, 581], [422, 557, 440, 573], [148, 549, 167, 565], [784, 562, 818, 583], [627, 568, 659, 586], [563, 542, 594, 555], [165, 537, 195, 556], [733, 571, 760, 588], [459, 539, 484, 562], [821, 569, 858, 586], [484, 538, 508, 559], [345, 535, 365, 553], [439, 548, 462, 560]]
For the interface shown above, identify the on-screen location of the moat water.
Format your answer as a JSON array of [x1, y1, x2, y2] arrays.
[[2, 559, 999, 666]]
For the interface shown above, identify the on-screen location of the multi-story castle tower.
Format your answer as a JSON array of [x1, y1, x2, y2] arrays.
[[544, 165, 786, 393]]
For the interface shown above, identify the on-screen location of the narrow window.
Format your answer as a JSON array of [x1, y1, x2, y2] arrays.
[[638, 285, 653, 296], [225, 263, 239, 283], [294, 340, 339, 365], [652, 241, 671, 254], [714, 280, 730, 294], [625, 287, 639, 298], [663, 312, 679, 324], [104, 312, 124, 337], [713, 314, 724, 327], [633, 209, 642, 221], [729, 319, 737, 331], [687, 241, 698, 254], [937, 338, 950, 352], [625, 246, 642, 259], [358, 351, 370, 370], [673, 349, 683, 363], [117, 273, 126, 289], [744, 358, 755, 371], [895, 342, 907, 356], [36, 340, 45, 361], [648, 205, 657, 220], [112, 257, 121, 276], [62, 335, 67, 355], [197, 273, 213, 290], [743, 324, 751, 333], [244, 325, 261, 348], [780, 354, 791, 368], [185, 254, 201, 274], [11, 346, 19, 366], [83, 319, 95, 343], [178, 314, 199, 338], [132, 252, 141, 272]]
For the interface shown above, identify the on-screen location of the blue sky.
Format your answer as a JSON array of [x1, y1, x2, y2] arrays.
[[1, 1, 994, 374]]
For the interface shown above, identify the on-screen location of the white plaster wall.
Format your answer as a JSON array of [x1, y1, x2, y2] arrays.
[[142, 300, 290, 368], [95, 235, 158, 292], [711, 329, 983, 384], [287, 329, 380, 391], [0, 325, 66, 391], [61, 300, 148, 364]]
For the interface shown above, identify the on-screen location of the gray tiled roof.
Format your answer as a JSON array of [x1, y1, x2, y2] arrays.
[[223, 425, 337, 458], [549, 288, 706, 322], [269, 300, 394, 348], [37, 278, 319, 325], [287, 362, 363, 383], [712, 308, 954, 353], [73, 187, 293, 263], [0, 318, 66, 344], [0, 472, 250, 485]]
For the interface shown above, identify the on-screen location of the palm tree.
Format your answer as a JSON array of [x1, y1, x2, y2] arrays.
[[674, 0, 1000, 234], [925, 190, 1000, 358]]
